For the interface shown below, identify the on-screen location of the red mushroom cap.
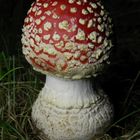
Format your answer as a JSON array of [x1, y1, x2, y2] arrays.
[[22, 0, 113, 79]]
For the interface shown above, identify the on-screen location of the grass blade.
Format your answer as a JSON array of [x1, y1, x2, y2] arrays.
[[0, 67, 23, 81]]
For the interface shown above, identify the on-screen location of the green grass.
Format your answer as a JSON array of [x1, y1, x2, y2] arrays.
[[0, 52, 140, 140], [0, 52, 43, 140]]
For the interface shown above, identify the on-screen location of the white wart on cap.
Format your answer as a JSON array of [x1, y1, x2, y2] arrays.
[[22, 0, 113, 79]]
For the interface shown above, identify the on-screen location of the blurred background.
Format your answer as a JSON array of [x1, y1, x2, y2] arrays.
[[0, 0, 140, 139]]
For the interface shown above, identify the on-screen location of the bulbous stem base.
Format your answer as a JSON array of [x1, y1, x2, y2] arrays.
[[32, 75, 113, 140]]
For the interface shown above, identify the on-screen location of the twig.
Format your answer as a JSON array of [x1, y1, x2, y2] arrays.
[[0, 81, 42, 86], [122, 70, 140, 113]]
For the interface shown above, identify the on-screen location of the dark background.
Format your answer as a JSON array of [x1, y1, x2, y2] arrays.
[[0, 0, 33, 54], [0, 0, 140, 137]]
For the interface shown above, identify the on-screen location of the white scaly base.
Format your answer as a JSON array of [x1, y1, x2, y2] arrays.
[[32, 75, 113, 140]]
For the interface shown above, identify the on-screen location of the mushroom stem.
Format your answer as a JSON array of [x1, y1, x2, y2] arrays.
[[32, 75, 113, 140]]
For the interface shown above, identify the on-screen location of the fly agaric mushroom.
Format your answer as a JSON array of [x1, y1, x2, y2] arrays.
[[21, 0, 113, 139]]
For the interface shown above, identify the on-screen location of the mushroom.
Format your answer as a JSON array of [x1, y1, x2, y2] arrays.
[[21, 0, 113, 139]]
